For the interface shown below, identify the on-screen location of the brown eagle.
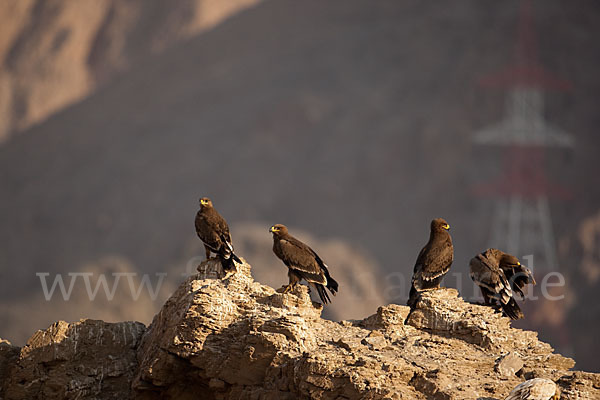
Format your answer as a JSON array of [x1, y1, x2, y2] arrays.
[[269, 224, 338, 304], [408, 218, 453, 307], [470, 248, 535, 320], [195, 197, 241, 271]]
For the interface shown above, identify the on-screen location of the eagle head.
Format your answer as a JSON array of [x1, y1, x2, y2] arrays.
[[500, 253, 521, 268], [431, 218, 450, 232], [199, 197, 213, 209], [269, 224, 288, 236]]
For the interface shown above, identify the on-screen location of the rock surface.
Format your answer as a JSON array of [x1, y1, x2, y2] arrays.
[[3, 320, 145, 399], [0, 339, 19, 399], [495, 353, 525, 378], [1, 260, 599, 399]]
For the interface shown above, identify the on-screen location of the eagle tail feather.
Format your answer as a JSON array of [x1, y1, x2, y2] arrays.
[[501, 297, 524, 320], [321, 264, 338, 295], [325, 275, 338, 296], [407, 286, 419, 308], [315, 284, 331, 304], [219, 255, 236, 272]]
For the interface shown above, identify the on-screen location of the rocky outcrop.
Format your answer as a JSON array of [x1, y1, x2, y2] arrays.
[[0, 339, 19, 399], [1, 259, 599, 399], [3, 320, 145, 399]]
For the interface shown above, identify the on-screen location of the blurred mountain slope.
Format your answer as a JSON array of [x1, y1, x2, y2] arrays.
[[0, 0, 260, 140]]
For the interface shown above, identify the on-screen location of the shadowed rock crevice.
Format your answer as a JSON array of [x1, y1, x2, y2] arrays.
[[1, 259, 598, 399]]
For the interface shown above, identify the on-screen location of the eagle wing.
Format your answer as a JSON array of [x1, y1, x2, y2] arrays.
[[470, 253, 505, 294], [413, 240, 453, 288], [195, 210, 230, 252], [275, 236, 327, 285], [470, 253, 515, 303], [502, 264, 536, 298], [471, 251, 524, 319], [215, 214, 232, 243]]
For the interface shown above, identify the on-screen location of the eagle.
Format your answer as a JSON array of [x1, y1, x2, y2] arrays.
[[269, 224, 338, 304], [195, 197, 241, 271], [407, 218, 453, 308], [469, 248, 535, 320], [505, 378, 558, 400]]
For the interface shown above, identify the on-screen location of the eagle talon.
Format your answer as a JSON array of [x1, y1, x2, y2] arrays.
[[276, 285, 292, 294]]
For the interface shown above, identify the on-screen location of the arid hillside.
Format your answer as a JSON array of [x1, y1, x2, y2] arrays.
[[0, 0, 260, 140], [0, 0, 599, 371]]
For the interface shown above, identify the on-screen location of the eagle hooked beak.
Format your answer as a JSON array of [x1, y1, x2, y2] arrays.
[[269, 226, 276, 233], [443, 224, 450, 230]]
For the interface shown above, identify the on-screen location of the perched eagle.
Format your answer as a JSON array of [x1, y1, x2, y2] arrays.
[[407, 218, 453, 308], [505, 378, 558, 400], [469, 248, 535, 320], [269, 224, 338, 304], [195, 197, 241, 271]]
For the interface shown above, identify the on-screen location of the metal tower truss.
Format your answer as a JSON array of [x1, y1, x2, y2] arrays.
[[472, 0, 573, 272], [473, 88, 573, 148], [488, 196, 558, 270]]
